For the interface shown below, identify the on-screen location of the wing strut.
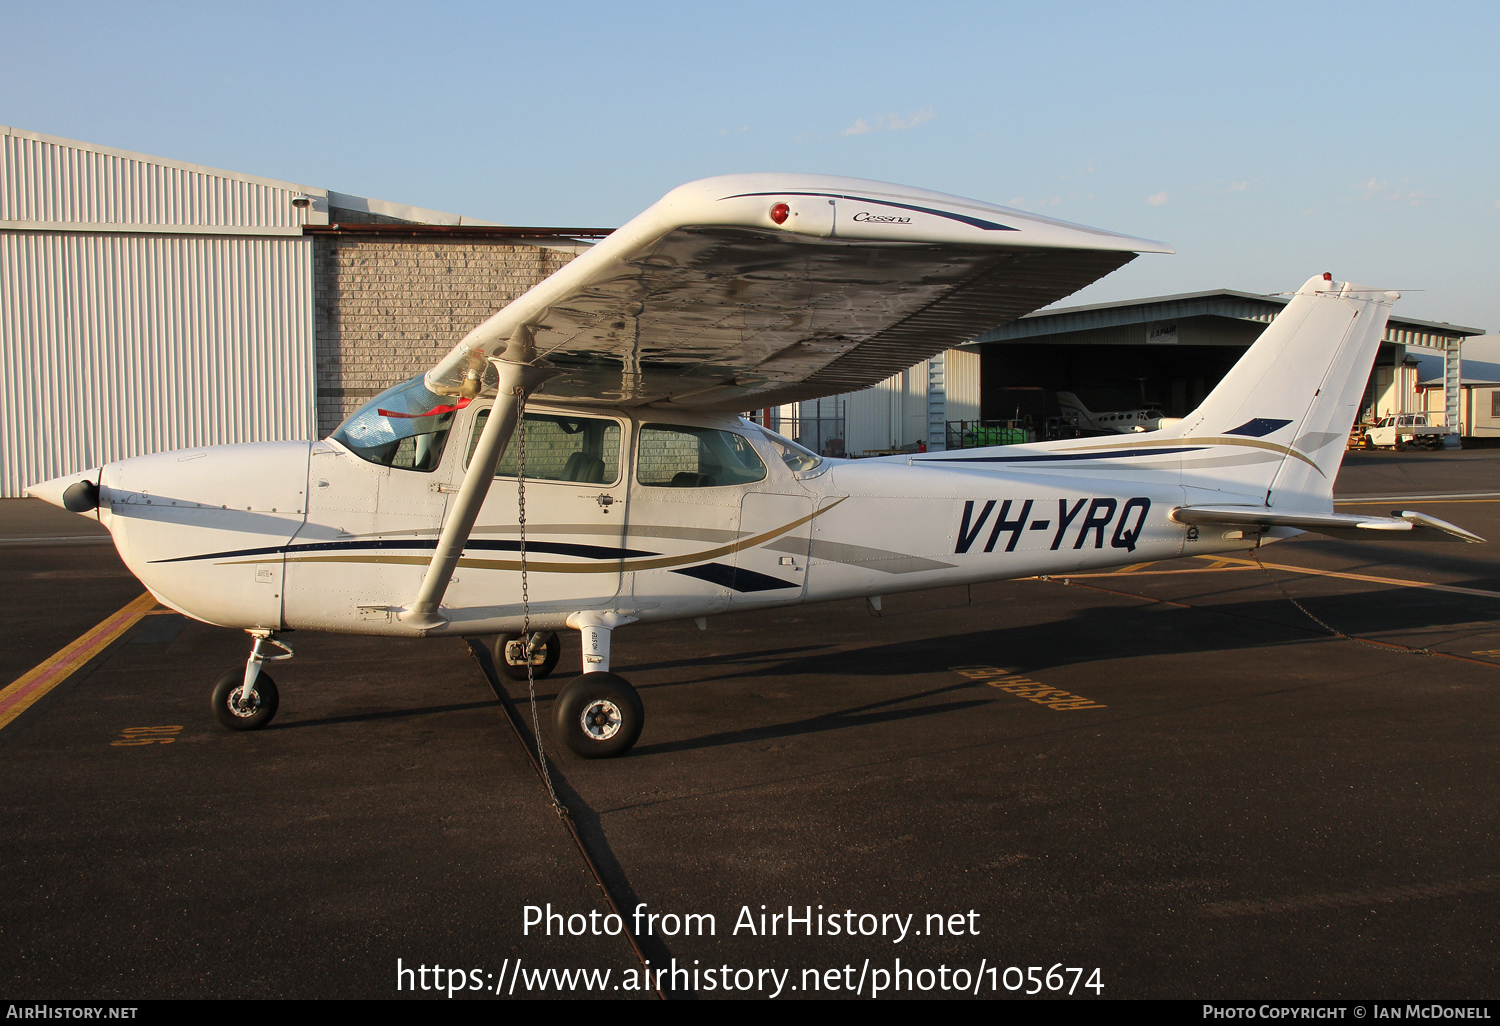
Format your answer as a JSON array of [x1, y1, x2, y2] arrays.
[[401, 343, 561, 630]]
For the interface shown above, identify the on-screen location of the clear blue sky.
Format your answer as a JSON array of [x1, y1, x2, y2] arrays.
[[6, 0, 1496, 331]]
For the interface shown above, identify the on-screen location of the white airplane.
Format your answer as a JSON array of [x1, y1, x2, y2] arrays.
[[1055, 391, 1169, 433], [27, 174, 1483, 759]]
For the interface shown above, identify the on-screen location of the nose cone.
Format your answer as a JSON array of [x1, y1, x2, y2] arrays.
[[102, 441, 311, 631], [26, 469, 102, 514]]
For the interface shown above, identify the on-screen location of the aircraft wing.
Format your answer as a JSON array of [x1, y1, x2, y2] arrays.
[[427, 174, 1172, 411], [1170, 505, 1485, 544]]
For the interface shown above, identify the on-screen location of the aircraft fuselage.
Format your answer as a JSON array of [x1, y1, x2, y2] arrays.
[[91, 402, 1272, 636]]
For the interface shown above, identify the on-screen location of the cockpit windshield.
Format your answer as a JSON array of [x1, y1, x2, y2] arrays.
[[755, 426, 823, 472], [330, 375, 461, 471]]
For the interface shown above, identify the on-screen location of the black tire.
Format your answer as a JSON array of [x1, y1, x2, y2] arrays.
[[211, 669, 279, 731], [554, 672, 643, 759], [491, 631, 562, 681]]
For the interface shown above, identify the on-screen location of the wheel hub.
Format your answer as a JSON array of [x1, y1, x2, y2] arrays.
[[227, 688, 261, 718], [580, 699, 623, 741]]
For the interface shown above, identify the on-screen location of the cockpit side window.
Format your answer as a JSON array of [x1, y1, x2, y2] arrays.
[[637, 424, 767, 487], [330, 375, 460, 471]]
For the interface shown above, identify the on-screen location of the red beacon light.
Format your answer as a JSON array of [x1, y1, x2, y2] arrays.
[[1322, 272, 1333, 281], [769, 202, 790, 225]]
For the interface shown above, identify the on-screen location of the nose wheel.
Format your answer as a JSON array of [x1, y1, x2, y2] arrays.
[[554, 672, 643, 758], [491, 631, 561, 681], [211, 669, 279, 730], [212, 630, 291, 731]]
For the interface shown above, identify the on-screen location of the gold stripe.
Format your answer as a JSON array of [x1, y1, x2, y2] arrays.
[[222, 496, 848, 574], [0, 592, 158, 731], [1050, 436, 1325, 476]]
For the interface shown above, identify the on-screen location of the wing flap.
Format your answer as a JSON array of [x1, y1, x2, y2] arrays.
[[1171, 504, 1485, 544]]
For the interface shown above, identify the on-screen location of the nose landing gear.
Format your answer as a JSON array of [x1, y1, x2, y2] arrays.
[[211, 669, 278, 730], [491, 631, 561, 681], [212, 631, 292, 731]]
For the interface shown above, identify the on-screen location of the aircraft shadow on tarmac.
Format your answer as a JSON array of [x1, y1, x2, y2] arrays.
[[617, 584, 1500, 714], [1289, 536, 1500, 590], [268, 698, 501, 730], [622, 642, 838, 676], [628, 683, 994, 757], [224, 569, 1497, 745]]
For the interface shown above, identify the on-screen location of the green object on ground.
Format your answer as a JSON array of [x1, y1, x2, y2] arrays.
[[964, 426, 1027, 447]]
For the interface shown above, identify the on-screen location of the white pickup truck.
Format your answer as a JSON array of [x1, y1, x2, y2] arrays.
[[1362, 413, 1447, 450]]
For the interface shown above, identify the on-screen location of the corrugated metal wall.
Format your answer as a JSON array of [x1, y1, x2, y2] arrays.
[[1, 230, 315, 494], [944, 348, 981, 421], [1, 127, 314, 229], [843, 365, 929, 456]]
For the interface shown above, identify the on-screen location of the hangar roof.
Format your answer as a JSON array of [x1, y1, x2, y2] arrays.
[[970, 287, 1485, 349], [0, 124, 600, 236]]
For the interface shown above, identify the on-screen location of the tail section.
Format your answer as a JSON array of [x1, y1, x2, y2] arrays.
[[1055, 391, 1099, 431], [1172, 274, 1396, 509], [913, 273, 1395, 510]]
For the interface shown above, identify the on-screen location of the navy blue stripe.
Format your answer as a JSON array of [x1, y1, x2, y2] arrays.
[[723, 191, 1018, 232], [149, 537, 659, 565], [916, 447, 1202, 465], [1224, 418, 1293, 438], [672, 562, 799, 593]]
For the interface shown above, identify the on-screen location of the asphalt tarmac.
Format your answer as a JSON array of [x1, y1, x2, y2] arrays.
[[3, 449, 1499, 1000]]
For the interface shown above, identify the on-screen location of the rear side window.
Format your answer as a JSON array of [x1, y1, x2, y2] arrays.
[[467, 410, 621, 484], [637, 425, 766, 487]]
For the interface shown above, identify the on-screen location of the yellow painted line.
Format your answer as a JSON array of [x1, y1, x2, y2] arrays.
[[0, 592, 158, 731], [1336, 499, 1500, 505], [1037, 565, 1260, 579], [1193, 554, 1500, 600]]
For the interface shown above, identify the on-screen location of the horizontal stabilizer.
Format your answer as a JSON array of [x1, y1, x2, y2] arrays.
[[1170, 505, 1485, 544]]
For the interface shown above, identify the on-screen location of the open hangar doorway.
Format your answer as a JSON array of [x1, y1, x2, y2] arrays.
[[960, 289, 1483, 445]]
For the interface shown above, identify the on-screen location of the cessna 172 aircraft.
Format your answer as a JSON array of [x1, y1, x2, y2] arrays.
[[27, 173, 1483, 758]]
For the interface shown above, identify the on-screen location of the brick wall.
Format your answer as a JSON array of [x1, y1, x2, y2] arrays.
[[314, 235, 584, 435]]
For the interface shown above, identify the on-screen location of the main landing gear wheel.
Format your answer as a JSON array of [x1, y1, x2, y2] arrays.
[[554, 672, 643, 759], [211, 670, 279, 731], [491, 631, 561, 681]]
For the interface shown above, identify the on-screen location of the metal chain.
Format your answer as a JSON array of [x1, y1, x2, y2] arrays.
[[516, 390, 564, 813], [1251, 549, 1433, 655]]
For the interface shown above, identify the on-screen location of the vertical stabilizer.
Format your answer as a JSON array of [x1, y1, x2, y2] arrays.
[[1055, 391, 1099, 431], [1173, 274, 1396, 509]]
